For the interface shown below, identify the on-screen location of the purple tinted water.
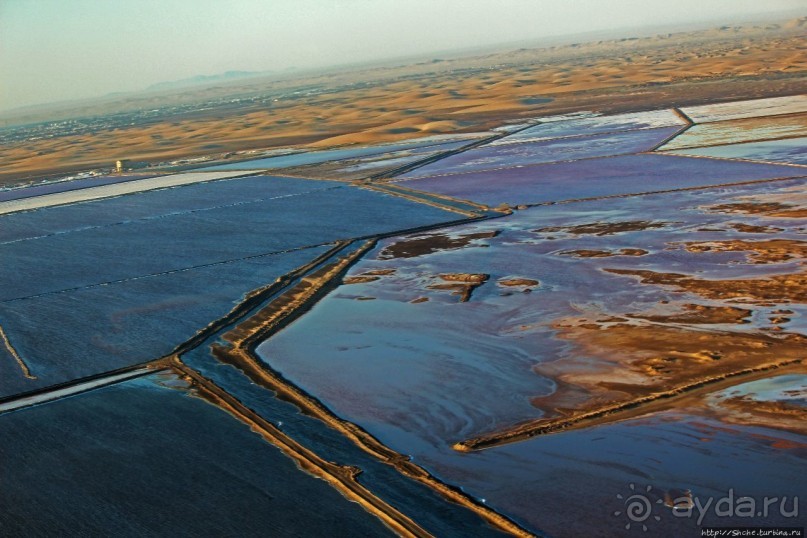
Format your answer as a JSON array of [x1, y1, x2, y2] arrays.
[[400, 126, 683, 178], [397, 154, 806, 206], [494, 109, 685, 145]]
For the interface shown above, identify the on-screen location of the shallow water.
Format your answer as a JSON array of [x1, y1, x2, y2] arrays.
[[709, 375, 807, 407], [400, 126, 683, 178], [670, 137, 807, 165], [491, 109, 685, 146], [681, 95, 807, 123], [396, 154, 805, 207], [659, 114, 807, 151], [257, 180, 806, 535]]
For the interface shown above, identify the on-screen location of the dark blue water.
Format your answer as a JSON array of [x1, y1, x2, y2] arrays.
[[0, 180, 456, 299], [0, 372, 396, 537], [0, 174, 338, 243], [181, 341, 511, 537], [0, 245, 331, 399], [0, 175, 458, 399]]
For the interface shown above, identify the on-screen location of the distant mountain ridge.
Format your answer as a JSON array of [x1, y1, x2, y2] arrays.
[[146, 70, 269, 92]]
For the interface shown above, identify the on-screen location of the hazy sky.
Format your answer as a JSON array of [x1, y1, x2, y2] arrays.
[[1, 0, 803, 112]]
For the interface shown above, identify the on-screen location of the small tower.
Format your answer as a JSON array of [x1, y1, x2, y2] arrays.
[[115, 160, 128, 173]]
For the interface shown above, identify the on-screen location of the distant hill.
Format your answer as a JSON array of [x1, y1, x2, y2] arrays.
[[146, 70, 269, 92]]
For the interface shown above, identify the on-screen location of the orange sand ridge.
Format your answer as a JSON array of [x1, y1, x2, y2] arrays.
[[2, 22, 806, 185]]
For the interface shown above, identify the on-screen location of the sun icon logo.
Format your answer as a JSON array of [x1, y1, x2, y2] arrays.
[[613, 483, 663, 532]]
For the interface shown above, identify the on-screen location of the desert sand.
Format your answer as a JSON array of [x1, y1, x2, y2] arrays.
[[2, 20, 806, 186]]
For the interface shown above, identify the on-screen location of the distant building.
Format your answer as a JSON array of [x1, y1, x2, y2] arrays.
[[115, 159, 150, 172]]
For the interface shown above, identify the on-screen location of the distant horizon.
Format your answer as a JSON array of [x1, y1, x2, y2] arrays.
[[1, 0, 804, 114]]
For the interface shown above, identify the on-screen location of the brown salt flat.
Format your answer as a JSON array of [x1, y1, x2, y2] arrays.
[[437, 273, 489, 284], [604, 268, 807, 303], [342, 268, 397, 284], [510, 219, 806, 427], [361, 269, 397, 276], [677, 239, 807, 264], [538, 319, 807, 414], [378, 231, 498, 259], [457, 317, 806, 450], [343, 275, 381, 284], [497, 278, 540, 287], [625, 303, 752, 325], [458, 320, 805, 450], [771, 209, 807, 218], [559, 248, 649, 257], [728, 223, 784, 234], [627, 303, 752, 324], [427, 273, 489, 302], [708, 201, 806, 218], [535, 221, 670, 236]]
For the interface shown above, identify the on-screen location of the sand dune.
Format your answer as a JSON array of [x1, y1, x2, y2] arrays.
[[2, 22, 806, 185]]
